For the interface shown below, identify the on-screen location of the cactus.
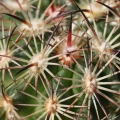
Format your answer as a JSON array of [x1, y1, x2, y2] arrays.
[[0, 0, 120, 120]]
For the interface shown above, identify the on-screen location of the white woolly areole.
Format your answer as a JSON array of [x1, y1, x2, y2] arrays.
[[45, 95, 59, 114], [0, 50, 12, 68], [3, 0, 30, 11], [29, 53, 48, 75], [92, 41, 113, 61], [83, 68, 97, 93], [20, 19, 44, 37]]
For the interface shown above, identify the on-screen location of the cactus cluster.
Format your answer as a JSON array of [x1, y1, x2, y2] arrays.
[[0, 0, 120, 120]]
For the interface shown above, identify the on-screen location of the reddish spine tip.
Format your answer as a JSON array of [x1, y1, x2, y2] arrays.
[[51, 4, 55, 12], [67, 32, 72, 47], [67, 15, 72, 47]]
